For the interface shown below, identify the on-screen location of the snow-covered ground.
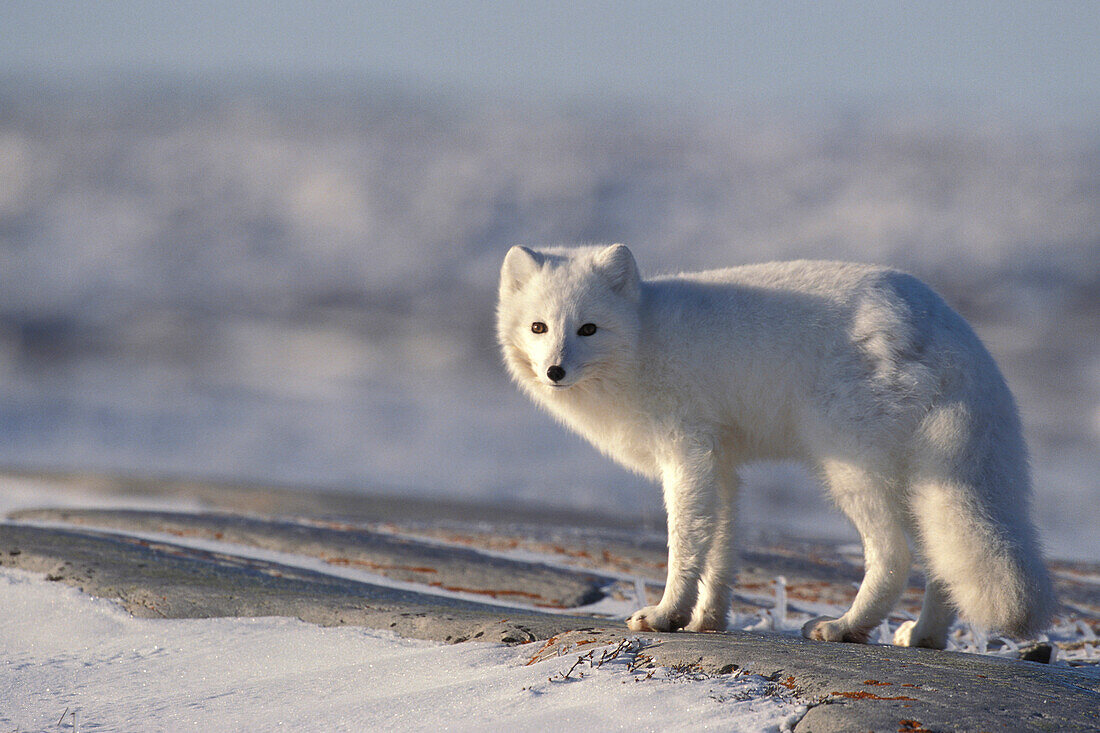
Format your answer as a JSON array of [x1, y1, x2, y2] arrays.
[[0, 569, 806, 732]]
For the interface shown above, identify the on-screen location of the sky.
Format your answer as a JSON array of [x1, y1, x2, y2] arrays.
[[2, 1, 1099, 122]]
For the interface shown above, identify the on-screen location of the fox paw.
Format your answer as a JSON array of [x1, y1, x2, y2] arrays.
[[684, 611, 729, 633], [801, 615, 871, 644], [892, 620, 947, 650], [627, 605, 689, 632]]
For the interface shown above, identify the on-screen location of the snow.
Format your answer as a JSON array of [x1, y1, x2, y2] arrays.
[[0, 569, 806, 733]]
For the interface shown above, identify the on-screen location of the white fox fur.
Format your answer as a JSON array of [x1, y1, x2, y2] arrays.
[[497, 244, 1053, 648]]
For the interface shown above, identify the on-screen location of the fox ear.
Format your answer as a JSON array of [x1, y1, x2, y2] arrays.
[[500, 246, 543, 297], [593, 244, 640, 300]]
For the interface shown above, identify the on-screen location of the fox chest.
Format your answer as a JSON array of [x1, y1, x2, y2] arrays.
[[542, 394, 668, 479]]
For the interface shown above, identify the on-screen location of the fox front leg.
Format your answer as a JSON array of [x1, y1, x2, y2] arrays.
[[628, 441, 722, 632], [685, 460, 738, 631]]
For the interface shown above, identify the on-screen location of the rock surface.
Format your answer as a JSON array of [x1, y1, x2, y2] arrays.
[[11, 507, 610, 608]]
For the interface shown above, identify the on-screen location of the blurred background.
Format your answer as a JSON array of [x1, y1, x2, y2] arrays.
[[0, 1, 1097, 559]]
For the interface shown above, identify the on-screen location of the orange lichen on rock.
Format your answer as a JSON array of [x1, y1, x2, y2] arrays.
[[322, 556, 439, 574], [831, 690, 916, 701], [897, 720, 932, 733]]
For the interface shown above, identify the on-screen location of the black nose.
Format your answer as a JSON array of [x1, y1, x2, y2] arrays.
[[546, 365, 566, 383]]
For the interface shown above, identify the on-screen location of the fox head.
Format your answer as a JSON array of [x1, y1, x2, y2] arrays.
[[497, 244, 642, 397]]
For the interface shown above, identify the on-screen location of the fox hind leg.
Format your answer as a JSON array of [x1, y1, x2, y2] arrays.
[[894, 577, 955, 649], [802, 460, 911, 644]]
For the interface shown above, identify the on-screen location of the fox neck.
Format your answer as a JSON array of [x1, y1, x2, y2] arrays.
[[531, 361, 664, 479]]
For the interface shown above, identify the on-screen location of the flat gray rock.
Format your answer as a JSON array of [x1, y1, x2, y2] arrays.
[[642, 630, 1100, 732], [11, 507, 611, 609], [0, 523, 607, 644], [16, 470, 1096, 621]]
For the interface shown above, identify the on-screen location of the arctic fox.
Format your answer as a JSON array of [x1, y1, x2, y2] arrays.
[[497, 244, 1053, 648]]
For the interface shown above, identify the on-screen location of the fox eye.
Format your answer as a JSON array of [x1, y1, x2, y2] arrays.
[[531, 322, 547, 334], [577, 323, 597, 336]]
